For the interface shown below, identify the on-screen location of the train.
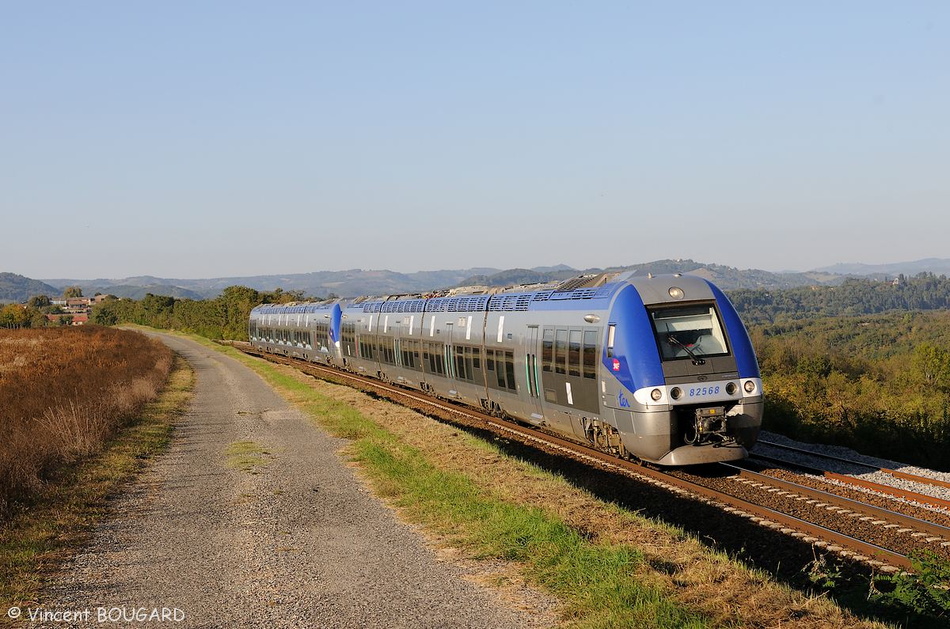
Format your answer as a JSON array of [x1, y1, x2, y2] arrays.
[[248, 271, 762, 466]]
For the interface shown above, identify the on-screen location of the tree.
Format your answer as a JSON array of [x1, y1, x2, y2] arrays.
[[0, 304, 31, 328], [912, 344, 950, 394], [140, 294, 176, 328], [218, 286, 263, 340], [92, 305, 118, 326], [27, 295, 51, 308], [91, 298, 136, 326], [30, 311, 51, 328], [63, 286, 83, 299]]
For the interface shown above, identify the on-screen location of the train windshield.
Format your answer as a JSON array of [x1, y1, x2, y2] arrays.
[[649, 304, 729, 361]]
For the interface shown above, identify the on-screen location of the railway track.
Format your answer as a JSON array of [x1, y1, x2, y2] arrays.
[[718, 462, 950, 562], [234, 343, 950, 572], [758, 440, 950, 488], [753, 439, 950, 511]]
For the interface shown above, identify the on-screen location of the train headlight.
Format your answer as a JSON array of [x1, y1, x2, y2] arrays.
[[650, 388, 663, 401], [725, 382, 737, 395], [668, 287, 685, 300], [743, 380, 756, 394], [670, 387, 683, 400]]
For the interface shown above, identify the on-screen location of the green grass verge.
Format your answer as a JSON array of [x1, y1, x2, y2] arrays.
[[0, 355, 194, 622], [209, 341, 708, 628], [354, 437, 704, 628]]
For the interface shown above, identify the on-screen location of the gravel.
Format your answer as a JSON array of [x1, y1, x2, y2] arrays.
[[755, 430, 950, 515], [34, 334, 548, 628]]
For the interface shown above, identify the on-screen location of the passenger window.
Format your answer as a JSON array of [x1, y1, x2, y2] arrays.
[[568, 330, 581, 377], [464, 347, 474, 381], [542, 329, 554, 372], [555, 330, 568, 375], [455, 347, 467, 381], [583, 330, 598, 379], [436, 345, 446, 375], [505, 351, 516, 390]]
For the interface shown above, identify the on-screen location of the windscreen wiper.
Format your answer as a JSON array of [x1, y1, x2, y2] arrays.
[[667, 335, 706, 365]]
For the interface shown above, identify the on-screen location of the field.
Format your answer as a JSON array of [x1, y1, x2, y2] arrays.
[[0, 326, 173, 513]]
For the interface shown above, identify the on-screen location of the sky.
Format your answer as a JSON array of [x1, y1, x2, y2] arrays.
[[2, 2, 947, 280]]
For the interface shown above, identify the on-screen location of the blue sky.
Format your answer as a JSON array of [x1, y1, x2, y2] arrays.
[[2, 2, 947, 279]]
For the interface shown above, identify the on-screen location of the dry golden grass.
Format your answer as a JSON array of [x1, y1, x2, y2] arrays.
[[0, 352, 192, 617], [0, 326, 173, 514]]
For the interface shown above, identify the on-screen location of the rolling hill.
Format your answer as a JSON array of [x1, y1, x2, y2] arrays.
[[0, 273, 60, 303], [4, 257, 947, 303]]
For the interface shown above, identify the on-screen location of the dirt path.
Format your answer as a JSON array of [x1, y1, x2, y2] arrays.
[[36, 334, 540, 628]]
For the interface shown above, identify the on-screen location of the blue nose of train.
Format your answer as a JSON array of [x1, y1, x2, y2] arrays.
[[329, 303, 342, 343]]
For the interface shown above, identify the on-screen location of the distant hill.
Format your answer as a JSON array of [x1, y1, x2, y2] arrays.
[[459, 259, 847, 291], [41, 268, 504, 300], [0, 273, 60, 303], [457, 267, 581, 287], [24, 257, 950, 302], [812, 258, 950, 277]]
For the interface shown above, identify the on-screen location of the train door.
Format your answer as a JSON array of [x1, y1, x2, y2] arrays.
[[526, 325, 544, 422]]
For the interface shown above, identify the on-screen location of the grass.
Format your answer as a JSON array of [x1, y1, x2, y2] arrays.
[[225, 440, 272, 473], [0, 353, 193, 621], [352, 436, 704, 627], [0, 327, 174, 512]]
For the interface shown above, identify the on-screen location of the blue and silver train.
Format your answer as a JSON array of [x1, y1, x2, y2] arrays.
[[248, 272, 762, 465]]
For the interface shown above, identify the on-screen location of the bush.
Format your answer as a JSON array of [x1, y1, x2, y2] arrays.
[[870, 551, 950, 625]]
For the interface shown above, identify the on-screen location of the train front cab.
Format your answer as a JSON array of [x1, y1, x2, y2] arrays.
[[603, 278, 763, 466]]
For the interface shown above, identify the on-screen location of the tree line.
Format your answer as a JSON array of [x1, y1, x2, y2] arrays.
[[725, 273, 950, 469], [89, 286, 302, 340], [730, 273, 950, 324]]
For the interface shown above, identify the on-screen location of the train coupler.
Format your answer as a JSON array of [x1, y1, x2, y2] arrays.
[[684, 407, 730, 445]]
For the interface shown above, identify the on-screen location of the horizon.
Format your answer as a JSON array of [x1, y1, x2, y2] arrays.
[[10, 255, 950, 285], [3, 3, 947, 279]]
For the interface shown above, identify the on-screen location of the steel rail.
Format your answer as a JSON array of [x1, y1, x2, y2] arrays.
[[722, 462, 950, 542], [757, 439, 950, 491], [824, 472, 950, 511], [751, 451, 950, 511]]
